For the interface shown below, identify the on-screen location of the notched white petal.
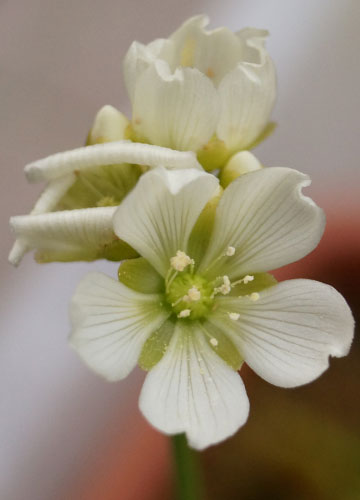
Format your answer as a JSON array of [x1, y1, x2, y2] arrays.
[[25, 141, 201, 183], [113, 168, 219, 276], [199, 167, 326, 280], [139, 321, 249, 450], [210, 280, 354, 388], [70, 272, 169, 381]]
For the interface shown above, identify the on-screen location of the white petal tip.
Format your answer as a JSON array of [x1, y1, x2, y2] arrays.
[[8, 240, 28, 266], [24, 163, 41, 183]]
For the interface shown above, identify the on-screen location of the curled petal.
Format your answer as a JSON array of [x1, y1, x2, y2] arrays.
[[139, 321, 249, 450], [124, 39, 175, 102], [25, 141, 201, 183], [210, 280, 354, 388], [217, 29, 276, 151], [170, 15, 246, 87], [9, 174, 75, 266], [10, 206, 119, 263]]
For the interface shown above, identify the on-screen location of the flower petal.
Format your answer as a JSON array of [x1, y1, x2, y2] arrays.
[[10, 206, 122, 263], [70, 272, 169, 381], [113, 168, 219, 277], [217, 29, 276, 151], [210, 279, 354, 388], [170, 15, 246, 87], [25, 141, 201, 183], [130, 60, 219, 151], [124, 39, 175, 102], [199, 168, 325, 280], [8, 174, 76, 266], [139, 321, 249, 450]]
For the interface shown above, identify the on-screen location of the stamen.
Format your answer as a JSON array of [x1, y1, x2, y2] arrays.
[[170, 250, 194, 272], [232, 275, 254, 287], [213, 275, 231, 296], [210, 337, 218, 346], [228, 312, 240, 321], [165, 269, 178, 293], [249, 292, 260, 301], [225, 246, 236, 256], [177, 309, 191, 318]]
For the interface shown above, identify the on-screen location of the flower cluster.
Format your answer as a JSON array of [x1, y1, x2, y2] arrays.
[[9, 16, 354, 450]]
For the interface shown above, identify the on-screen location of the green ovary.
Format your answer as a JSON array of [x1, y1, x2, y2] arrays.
[[166, 273, 214, 320]]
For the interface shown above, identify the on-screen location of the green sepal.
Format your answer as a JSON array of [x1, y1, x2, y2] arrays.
[[102, 239, 138, 261], [55, 164, 142, 211], [230, 272, 277, 296], [35, 248, 98, 263], [34, 237, 138, 264], [201, 321, 243, 371], [246, 121, 277, 150], [187, 186, 223, 266], [139, 319, 175, 370], [125, 124, 149, 144], [118, 257, 164, 293], [197, 136, 230, 171]]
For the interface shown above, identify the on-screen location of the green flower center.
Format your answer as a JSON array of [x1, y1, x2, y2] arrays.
[[166, 273, 214, 320]]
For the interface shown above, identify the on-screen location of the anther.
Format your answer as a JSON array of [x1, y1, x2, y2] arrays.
[[170, 250, 194, 272], [243, 275, 254, 284], [210, 338, 218, 346], [228, 312, 240, 321], [225, 246, 236, 256], [249, 292, 260, 301]]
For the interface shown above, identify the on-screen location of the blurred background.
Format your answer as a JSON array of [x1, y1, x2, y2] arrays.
[[1, 0, 359, 498]]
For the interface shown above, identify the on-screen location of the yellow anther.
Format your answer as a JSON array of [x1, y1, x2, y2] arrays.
[[228, 312, 240, 321], [177, 309, 191, 318], [170, 251, 194, 272]]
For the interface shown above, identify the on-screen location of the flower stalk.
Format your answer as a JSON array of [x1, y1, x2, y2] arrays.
[[172, 434, 204, 500]]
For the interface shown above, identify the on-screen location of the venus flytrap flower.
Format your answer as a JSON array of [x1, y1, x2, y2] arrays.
[[69, 167, 354, 450], [9, 106, 201, 265], [124, 15, 276, 170]]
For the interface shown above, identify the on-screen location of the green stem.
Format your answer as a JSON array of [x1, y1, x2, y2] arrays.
[[171, 434, 204, 500]]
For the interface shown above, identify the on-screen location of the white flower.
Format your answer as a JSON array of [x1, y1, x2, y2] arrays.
[[124, 15, 276, 167], [9, 107, 201, 265], [69, 167, 354, 450]]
